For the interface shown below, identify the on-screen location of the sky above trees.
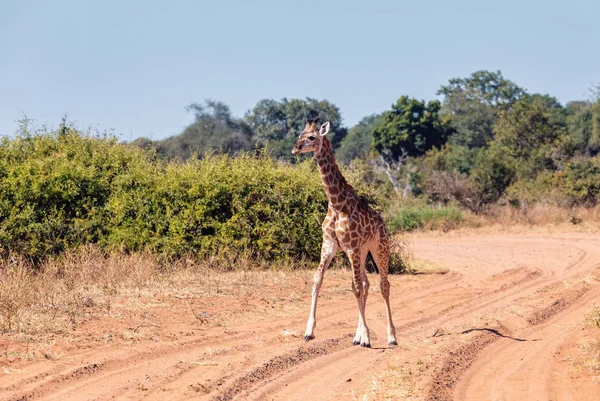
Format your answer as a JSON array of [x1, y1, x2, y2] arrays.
[[1, 0, 598, 140]]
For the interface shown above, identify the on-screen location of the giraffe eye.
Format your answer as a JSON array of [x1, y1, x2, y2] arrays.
[[307, 136, 316, 141]]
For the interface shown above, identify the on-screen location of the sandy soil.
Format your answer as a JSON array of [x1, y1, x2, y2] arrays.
[[1, 231, 600, 400]]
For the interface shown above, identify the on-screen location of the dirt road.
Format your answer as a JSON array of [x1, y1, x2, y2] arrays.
[[2, 232, 600, 400]]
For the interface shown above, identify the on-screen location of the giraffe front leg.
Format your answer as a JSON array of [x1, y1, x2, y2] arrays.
[[351, 281, 366, 346], [304, 236, 337, 342], [350, 251, 371, 347]]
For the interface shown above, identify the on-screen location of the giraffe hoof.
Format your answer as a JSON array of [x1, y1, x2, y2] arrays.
[[361, 343, 371, 348], [388, 340, 398, 346], [304, 335, 315, 342], [352, 340, 360, 346]]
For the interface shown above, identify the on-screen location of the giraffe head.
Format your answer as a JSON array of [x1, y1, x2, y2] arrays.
[[291, 118, 331, 155]]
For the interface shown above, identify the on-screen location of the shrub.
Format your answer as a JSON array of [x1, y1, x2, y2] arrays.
[[415, 145, 483, 211], [420, 144, 479, 175], [470, 147, 517, 204], [0, 127, 152, 259], [505, 170, 560, 207], [417, 170, 482, 212], [0, 128, 333, 263], [386, 199, 464, 232], [387, 236, 408, 274], [102, 151, 329, 262], [0, 261, 35, 332], [556, 158, 600, 205]]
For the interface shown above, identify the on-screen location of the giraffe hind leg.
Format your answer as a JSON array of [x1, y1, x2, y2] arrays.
[[370, 241, 397, 347]]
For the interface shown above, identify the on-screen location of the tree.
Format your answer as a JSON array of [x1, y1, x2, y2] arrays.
[[560, 159, 600, 205], [467, 95, 569, 204], [336, 113, 383, 164], [592, 99, 600, 153], [245, 97, 346, 160], [566, 101, 592, 154], [470, 146, 517, 204], [155, 100, 253, 160], [482, 95, 570, 188], [493, 96, 567, 161], [437, 70, 526, 148], [372, 96, 454, 161], [130, 137, 156, 152], [565, 96, 600, 156], [528, 93, 566, 127]]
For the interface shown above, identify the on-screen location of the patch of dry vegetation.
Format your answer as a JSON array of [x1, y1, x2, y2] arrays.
[[0, 247, 365, 340], [358, 362, 415, 400], [584, 307, 600, 373], [410, 205, 600, 237], [387, 201, 600, 237], [0, 261, 36, 332], [0, 248, 172, 334], [483, 204, 600, 229], [590, 308, 600, 330]]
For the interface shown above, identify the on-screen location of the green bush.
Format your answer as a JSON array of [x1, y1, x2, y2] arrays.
[[102, 151, 329, 261], [420, 144, 479, 176], [386, 200, 464, 232], [505, 170, 558, 207], [0, 128, 331, 263], [415, 146, 483, 211], [470, 147, 517, 204], [556, 158, 600, 205], [0, 128, 151, 259]]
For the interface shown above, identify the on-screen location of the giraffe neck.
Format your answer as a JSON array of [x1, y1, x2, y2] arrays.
[[315, 137, 351, 210]]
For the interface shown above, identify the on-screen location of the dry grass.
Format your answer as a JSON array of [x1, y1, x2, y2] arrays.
[[0, 247, 177, 334], [589, 308, 600, 330], [584, 308, 600, 373], [0, 260, 36, 332], [356, 363, 415, 400], [483, 204, 600, 228], [408, 205, 600, 238], [0, 247, 341, 337]]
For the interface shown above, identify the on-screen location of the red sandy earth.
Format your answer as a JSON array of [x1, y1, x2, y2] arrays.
[[1, 231, 600, 400]]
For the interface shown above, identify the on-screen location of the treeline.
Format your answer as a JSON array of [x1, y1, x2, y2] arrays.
[[133, 70, 600, 210], [132, 98, 347, 162]]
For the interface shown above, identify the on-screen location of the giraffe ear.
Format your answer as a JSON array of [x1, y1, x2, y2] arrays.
[[319, 122, 330, 136]]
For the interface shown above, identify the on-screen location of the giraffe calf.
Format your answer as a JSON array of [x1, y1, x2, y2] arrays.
[[292, 118, 397, 348]]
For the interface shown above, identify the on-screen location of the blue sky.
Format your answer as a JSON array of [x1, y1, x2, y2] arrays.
[[1, 0, 598, 141]]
